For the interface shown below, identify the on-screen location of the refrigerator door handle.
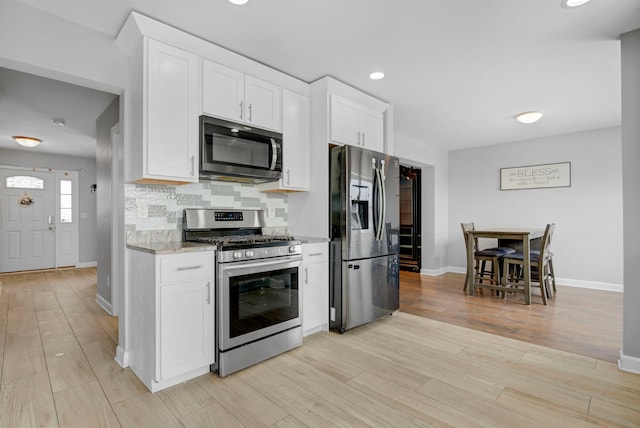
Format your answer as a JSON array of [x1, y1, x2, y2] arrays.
[[374, 167, 385, 241]]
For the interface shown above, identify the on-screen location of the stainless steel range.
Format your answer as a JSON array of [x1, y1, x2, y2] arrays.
[[183, 208, 303, 377]]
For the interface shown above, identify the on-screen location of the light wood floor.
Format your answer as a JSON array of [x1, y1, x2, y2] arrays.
[[1, 268, 639, 427], [399, 271, 624, 363]]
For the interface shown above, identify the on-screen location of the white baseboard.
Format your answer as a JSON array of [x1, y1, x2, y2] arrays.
[[95, 294, 114, 315], [618, 350, 640, 374], [115, 346, 129, 368], [423, 267, 623, 292], [76, 261, 97, 268]]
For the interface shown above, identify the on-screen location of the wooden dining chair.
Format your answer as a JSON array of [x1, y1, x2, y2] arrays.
[[501, 223, 556, 305], [461, 223, 515, 292]]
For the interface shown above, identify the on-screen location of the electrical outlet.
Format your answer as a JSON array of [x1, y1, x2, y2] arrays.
[[268, 207, 276, 218], [138, 203, 148, 218]]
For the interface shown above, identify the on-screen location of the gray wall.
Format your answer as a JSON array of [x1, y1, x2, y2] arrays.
[[621, 29, 640, 371], [448, 127, 623, 289], [96, 97, 119, 311], [0, 148, 97, 265]]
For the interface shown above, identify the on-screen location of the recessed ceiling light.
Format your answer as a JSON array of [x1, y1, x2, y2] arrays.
[[13, 136, 42, 147], [51, 118, 66, 127], [516, 111, 543, 124], [228, 0, 249, 5], [369, 72, 385, 80], [561, 0, 591, 8]]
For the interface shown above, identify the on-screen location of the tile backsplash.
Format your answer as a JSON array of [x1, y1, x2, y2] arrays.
[[125, 181, 288, 244]]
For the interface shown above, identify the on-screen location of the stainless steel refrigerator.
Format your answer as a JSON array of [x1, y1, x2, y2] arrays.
[[329, 145, 400, 332]]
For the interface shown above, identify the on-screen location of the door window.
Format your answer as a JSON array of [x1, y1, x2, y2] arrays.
[[60, 179, 72, 223], [5, 175, 44, 189]]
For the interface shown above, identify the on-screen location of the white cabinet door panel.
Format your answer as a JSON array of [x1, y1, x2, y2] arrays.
[[146, 39, 199, 181], [330, 94, 359, 146], [359, 107, 384, 152], [202, 60, 245, 122], [245, 75, 282, 131]]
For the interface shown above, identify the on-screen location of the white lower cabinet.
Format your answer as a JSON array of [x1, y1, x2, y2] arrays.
[[128, 249, 215, 392], [302, 242, 329, 336]]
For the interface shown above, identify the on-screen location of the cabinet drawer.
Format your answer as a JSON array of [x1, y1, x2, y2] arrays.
[[302, 242, 328, 265], [159, 252, 213, 284]]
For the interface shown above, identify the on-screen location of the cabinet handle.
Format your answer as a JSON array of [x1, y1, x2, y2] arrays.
[[176, 265, 203, 271], [190, 155, 195, 176], [286, 169, 290, 185], [308, 252, 323, 257], [357, 131, 361, 146], [304, 267, 308, 285], [248, 103, 253, 122], [239, 101, 243, 120], [362, 131, 366, 146], [206, 281, 211, 305]]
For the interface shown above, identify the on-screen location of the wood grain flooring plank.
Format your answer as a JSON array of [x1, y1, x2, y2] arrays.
[[269, 415, 309, 428], [42, 333, 96, 392], [0, 371, 58, 428], [2, 328, 47, 382], [53, 380, 120, 428], [178, 400, 246, 428], [157, 378, 216, 419], [347, 369, 491, 428], [112, 392, 182, 428], [588, 396, 640, 427], [81, 339, 148, 404], [195, 373, 289, 427], [37, 306, 74, 339], [237, 360, 369, 427]]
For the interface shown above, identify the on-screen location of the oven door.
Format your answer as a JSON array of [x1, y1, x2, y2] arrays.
[[218, 255, 302, 351]]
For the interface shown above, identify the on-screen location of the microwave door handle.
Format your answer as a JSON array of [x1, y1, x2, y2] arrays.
[[270, 138, 278, 170]]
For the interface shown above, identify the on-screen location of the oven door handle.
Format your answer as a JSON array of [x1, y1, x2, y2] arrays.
[[220, 256, 301, 273]]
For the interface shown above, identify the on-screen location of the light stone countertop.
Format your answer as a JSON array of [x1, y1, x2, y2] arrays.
[[295, 236, 330, 244], [126, 241, 216, 255]]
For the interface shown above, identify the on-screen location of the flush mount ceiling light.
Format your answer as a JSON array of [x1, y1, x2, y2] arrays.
[[369, 72, 385, 80], [227, 0, 249, 5], [13, 136, 42, 147], [561, 0, 591, 8], [516, 111, 543, 124]]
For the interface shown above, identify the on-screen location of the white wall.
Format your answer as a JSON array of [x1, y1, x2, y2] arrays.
[[448, 127, 623, 290], [394, 132, 449, 274], [0, 148, 98, 266], [620, 28, 640, 373]]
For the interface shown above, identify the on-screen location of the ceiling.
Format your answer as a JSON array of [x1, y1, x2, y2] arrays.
[[2, 0, 640, 158]]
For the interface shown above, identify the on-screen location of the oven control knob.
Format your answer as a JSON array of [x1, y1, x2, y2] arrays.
[[233, 251, 242, 260], [245, 250, 254, 258], [288, 245, 297, 253]]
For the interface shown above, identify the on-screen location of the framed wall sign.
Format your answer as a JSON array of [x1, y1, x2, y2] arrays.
[[500, 162, 571, 190]]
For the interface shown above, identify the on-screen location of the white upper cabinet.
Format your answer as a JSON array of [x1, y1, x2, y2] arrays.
[[202, 60, 282, 131], [259, 89, 310, 192], [330, 94, 384, 152], [144, 39, 199, 182]]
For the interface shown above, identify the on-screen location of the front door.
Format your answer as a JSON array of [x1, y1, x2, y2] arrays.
[[0, 169, 56, 272]]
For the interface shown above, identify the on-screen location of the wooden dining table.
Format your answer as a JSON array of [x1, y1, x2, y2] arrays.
[[465, 228, 545, 305]]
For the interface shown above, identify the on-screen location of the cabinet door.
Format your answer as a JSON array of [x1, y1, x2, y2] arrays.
[[202, 60, 245, 122], [359, 107, 384, 152], [158, 279, 214, 380], [245, 75, 282, 131], [330, 94, 359, 146], [146, 39, 199, 181], [281, 90, 310, 190], [302, 242, 329, 335]]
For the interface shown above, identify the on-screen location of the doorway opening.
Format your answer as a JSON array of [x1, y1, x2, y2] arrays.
[[399, 165, 421, 272]]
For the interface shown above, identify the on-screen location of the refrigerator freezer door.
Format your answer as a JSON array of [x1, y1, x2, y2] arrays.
[[336, 254, 399, 332]]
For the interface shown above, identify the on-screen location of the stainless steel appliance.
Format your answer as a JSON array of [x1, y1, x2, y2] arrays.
[[200, 115, 283, 183], [329, 145, 400, 332], [183, 208, 302, 377]]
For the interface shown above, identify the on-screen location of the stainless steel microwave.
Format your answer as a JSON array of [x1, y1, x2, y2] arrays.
[[199, 115, 283, 183]]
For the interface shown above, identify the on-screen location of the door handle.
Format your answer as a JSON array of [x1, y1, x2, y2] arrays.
[[270, 138, 278, 171], [48, 215, 53, 225], [206, 281, 211, 305]]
